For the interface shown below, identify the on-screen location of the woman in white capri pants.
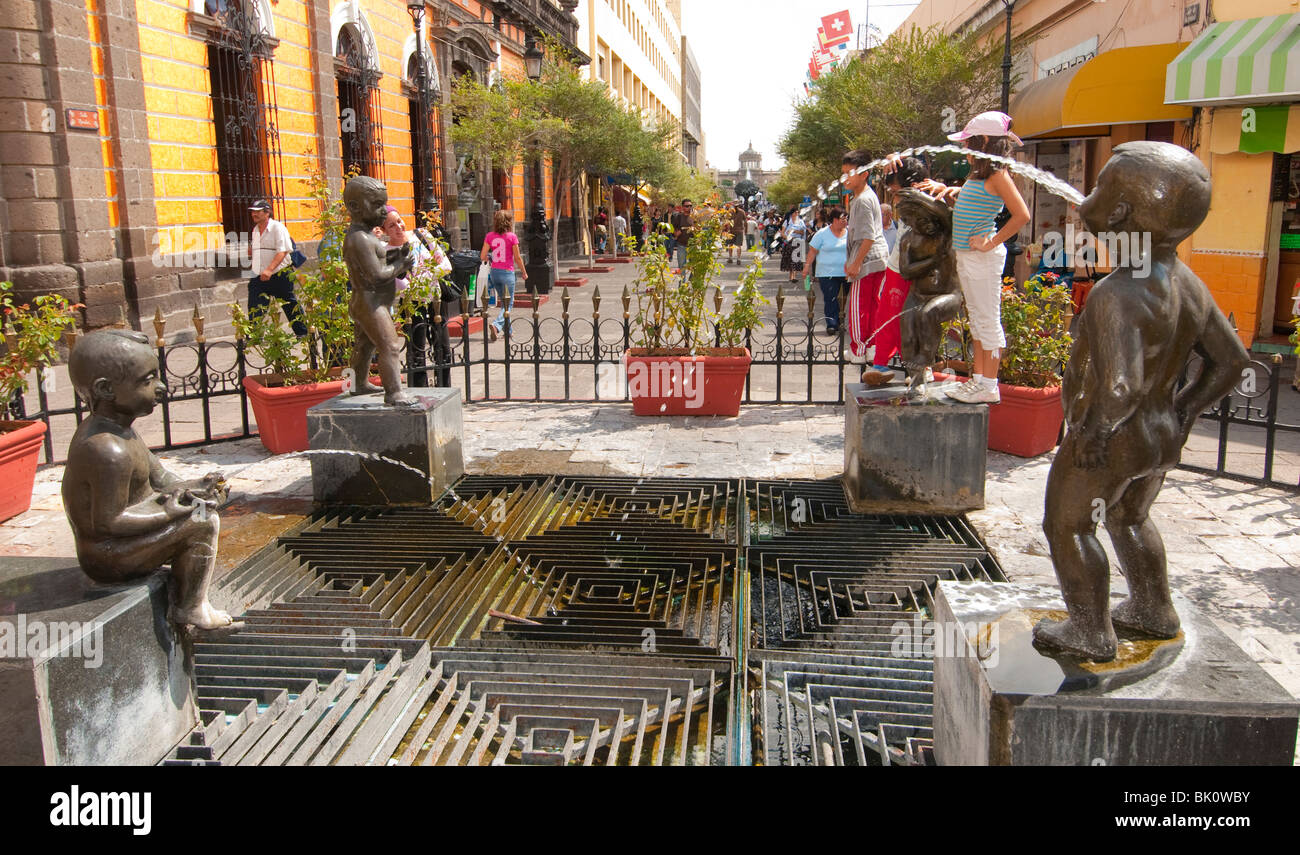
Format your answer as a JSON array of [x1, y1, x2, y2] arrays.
[[915, 111, 1031, 404]]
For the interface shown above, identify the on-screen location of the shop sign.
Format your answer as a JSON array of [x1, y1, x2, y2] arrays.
[[1039, 36, 1098, 79]]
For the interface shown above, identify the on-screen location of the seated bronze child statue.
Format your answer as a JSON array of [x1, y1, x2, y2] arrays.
[[61, 329, 240, 632], [895, 188, 962, 394]]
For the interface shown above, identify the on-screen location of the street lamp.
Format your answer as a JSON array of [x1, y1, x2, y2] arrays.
[[523, 33, 553, 293], [524, 34, 544, 81], [407, 0, 438, 220]]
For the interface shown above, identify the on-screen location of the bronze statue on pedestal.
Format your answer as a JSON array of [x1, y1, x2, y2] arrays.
[[61, 330, 239, 632], [343, 176, 415, 406], [895, 188, 962, 393], [1035, 141, 1250, 661]]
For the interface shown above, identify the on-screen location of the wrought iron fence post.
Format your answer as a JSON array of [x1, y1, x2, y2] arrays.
[[460, 291, 472, 401], [591, 287, 601, 401], [775, 284, 785, 403], [409, 313, 428, 388], [533, 281, 542, 400], [561, 287, 571, 401], [806, 288, 816, 404], [236, 336, 251, 438], [193, 308, 213, 443], [1215, 390, 1231, 476], [153, 309, 173, 448], [1263, 353, 1282, 483]]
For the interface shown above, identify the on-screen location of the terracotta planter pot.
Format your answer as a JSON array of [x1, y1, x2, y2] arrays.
[[626, 347, 751, 417], [987, 382, 1065, 457], [243, 372, 348, 454], [0, 420, 47, 523]]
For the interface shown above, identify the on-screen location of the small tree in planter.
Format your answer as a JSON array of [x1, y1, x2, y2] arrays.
[[627, 210, 767, 416], [945, 278, 1073, 456], [234, 163, 357, 454], [0, 281, 80, 520]]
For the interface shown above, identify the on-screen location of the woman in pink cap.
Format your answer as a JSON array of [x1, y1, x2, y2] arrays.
[[914, 111, 1030, 404]]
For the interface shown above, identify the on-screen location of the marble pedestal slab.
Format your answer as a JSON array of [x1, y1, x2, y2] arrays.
[[843, 380, 987, 514], [0, 557, 197, 765], [307, 387, 464, 505], [932, 581, 1300, 765]]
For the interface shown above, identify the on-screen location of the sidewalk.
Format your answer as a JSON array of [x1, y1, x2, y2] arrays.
[[3, 400, 1298, 700]]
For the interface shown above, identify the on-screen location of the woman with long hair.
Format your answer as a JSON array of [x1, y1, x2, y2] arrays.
[[480, 209, 528, 342], [918, 112, 1030, 404]]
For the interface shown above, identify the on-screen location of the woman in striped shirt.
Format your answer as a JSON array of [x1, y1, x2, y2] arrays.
[[919, 111, 1031, 404]]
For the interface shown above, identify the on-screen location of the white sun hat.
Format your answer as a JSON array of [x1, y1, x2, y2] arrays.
[[947, 111, 1023, 146]]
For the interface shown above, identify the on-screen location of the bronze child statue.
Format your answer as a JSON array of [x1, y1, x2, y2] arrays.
[[61, 330, 240, 632], [343, 176, 415, 406], [895, 188, 961, 393], [1036, 141, 1249, 661]]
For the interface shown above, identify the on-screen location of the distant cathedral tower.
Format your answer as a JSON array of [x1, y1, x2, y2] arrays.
[[719, 141, 780, 201]]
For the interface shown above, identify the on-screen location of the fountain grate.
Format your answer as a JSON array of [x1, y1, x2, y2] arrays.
[[164, 476, 999, 766]]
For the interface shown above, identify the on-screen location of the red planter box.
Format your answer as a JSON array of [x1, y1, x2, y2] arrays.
[[244, 373, 347, 455], [0, 420, 47, 523], [446, 314, 484, 337], [626, 348, 751, 417], [987, 383, 1065, 457]]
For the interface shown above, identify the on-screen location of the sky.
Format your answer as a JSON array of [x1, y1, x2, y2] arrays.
[[681, 1, 920, 174]]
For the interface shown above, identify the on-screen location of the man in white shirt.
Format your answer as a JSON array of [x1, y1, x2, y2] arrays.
[[612, 210, 628, 253], [247, 199, 306, 335]]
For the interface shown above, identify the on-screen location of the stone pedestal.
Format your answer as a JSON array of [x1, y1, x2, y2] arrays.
[[0, 557, 197, 765], [307, 387, 464, 505], [843, 379, 987, 514], [932, 581, 1300, 765]]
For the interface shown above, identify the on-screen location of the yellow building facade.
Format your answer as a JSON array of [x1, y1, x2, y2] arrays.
[[0, 0, 582, 333]]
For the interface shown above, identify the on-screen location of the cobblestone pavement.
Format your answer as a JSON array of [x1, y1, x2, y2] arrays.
[[4, 400, 1298, 703]]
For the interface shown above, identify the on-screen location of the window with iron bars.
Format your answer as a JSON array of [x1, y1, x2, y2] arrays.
[[203, 0, 285, 240], [406, 52, 445, 216], [336, 25, 384, 180]]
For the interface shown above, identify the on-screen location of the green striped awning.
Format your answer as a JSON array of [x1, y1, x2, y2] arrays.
[[1166, 13, 1300, 105]]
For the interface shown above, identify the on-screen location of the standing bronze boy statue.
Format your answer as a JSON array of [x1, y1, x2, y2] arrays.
[[1036, 142, 1249, 661], [343, 176, 416, 406]]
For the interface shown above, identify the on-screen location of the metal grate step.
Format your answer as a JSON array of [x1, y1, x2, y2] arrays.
[[167, 476, 1000, 766]]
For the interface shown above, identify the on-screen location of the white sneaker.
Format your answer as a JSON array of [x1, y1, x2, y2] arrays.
[[947, 377, 1000, 404], [848, 351, 868, 365]]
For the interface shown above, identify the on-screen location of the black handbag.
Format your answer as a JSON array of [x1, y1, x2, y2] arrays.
[[290, 239, 307, 268], [415, 229, 463, 302]]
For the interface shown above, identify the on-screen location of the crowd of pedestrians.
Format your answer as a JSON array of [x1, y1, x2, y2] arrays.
[[241, 110, 1028, 401]]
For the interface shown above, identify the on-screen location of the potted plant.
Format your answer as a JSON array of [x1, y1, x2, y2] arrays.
[[0, 281, 80, 521], [945, 277, 1073, 457], [236, 164, 356, 454], [626, 211, 767, 416]]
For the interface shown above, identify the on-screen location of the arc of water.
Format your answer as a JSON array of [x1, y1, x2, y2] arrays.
[[798, 143, 1085, 223]]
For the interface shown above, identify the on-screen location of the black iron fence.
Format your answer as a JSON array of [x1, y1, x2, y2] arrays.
[[10, 295, 1298, 493]]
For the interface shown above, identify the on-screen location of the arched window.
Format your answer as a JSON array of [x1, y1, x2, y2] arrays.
[[202, 0, 285, 237], [335, 23, 383, 179]]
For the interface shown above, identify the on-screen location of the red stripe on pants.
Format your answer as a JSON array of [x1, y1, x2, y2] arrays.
[[848, 270, 887, 358]]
